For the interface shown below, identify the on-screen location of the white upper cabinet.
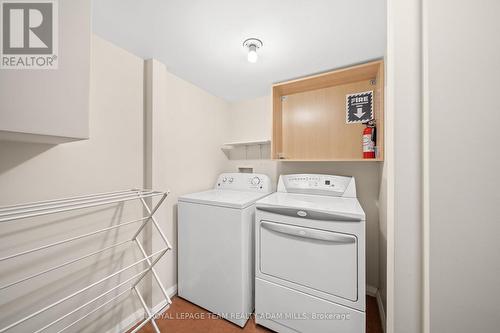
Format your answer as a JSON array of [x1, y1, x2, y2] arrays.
[[0, 0, 90, 144]]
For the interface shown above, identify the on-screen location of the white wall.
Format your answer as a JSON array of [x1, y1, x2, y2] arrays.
[[425, 1, 500, 332], [225, 95, 278, 187], [385, 0, 423, 332], [384, 2, 500, 332], [377, 154, 388, 312], [225, 95, 383, 290], [145, 59, 231, 307], [0, 36, 146, 332], [228, 96, 273, 142]]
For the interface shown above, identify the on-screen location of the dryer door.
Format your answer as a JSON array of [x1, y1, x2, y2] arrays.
[[258, 220, 358, 302]]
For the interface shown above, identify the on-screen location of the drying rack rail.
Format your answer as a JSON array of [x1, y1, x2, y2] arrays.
[[0, 189, 172, 333]]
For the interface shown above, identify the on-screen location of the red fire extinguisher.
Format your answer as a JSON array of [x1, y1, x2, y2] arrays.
[[362, 120, 376, 159]]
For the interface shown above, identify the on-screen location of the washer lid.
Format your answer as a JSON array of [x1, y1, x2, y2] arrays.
[[256, 192, 365, 221], [178, 189, 271, 209]]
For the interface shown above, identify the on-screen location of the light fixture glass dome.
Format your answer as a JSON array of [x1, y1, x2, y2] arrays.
[[243, 38, 263, 64], [247, 44, 258, 63]]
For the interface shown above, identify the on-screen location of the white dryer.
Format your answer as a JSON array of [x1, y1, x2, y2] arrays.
[[255, 174, 366, 333], [178, 173, 272, 327]]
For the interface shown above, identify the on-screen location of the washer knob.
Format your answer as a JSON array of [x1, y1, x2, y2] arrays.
[[228, 177, 234, 183], [222, 177, 227, 182], [251, 177, 261, 185]]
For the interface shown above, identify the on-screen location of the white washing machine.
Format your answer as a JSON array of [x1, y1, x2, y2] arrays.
[[178, 172, 272, 327], [255, 174, 366, 333]]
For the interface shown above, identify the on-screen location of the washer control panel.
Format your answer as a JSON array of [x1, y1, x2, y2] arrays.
[[278, 174, 356, 197], [215, 173, 271, 192]]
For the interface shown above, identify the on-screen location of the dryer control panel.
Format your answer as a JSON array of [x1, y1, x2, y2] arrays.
[[215, 173, 271, 193], [277, 174, 357, 197]]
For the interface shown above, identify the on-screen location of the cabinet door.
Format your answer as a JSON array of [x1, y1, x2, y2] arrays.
[[0, 0, 90, 143]]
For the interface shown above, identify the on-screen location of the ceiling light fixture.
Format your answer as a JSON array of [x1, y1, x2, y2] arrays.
[[243, 38, 263, 63]]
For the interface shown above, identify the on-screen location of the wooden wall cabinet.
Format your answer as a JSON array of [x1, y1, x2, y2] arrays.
[[272, 60, 384, 161]]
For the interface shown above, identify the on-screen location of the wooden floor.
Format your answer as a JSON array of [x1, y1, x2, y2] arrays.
[[135, 296, 383, 333]]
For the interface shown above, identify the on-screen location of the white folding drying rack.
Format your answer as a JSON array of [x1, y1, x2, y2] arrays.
[[0, 189, 172, 333]]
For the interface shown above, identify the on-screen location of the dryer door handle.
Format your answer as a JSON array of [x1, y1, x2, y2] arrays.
[[261, 221, 356, 244], [257, 206, 362, 222]]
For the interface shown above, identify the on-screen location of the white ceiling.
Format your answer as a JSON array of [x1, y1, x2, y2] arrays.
[[92, 0, 386, 101]]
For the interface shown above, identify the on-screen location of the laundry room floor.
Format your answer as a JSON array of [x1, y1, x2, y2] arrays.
[[133, 296, 383, 333]]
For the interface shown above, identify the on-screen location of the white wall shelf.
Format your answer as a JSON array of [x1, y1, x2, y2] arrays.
[[221, 139, 271, 149], [221, 140, 271, 160]]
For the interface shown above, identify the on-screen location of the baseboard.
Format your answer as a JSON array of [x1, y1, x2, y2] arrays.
[[106, 284, 177, 333], [366, 284, 378, 297], [152, 284, 177, 315], [375, 290, 386, 333], [366, 285, 386, 333]]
